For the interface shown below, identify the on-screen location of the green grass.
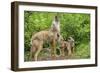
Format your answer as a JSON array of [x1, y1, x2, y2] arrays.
[[24, 51, 30, 61], [74, 43, 90, 59]]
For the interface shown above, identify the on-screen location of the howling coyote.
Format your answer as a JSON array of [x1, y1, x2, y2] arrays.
[[30, 16, 61, 61]]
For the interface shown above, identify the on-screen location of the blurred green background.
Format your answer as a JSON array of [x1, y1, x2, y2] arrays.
[[24, 11, 90, 61]]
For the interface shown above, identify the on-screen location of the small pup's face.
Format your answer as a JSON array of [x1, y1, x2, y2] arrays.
[[68, 37, 74, 42]]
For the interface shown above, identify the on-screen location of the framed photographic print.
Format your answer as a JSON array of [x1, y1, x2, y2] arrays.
[[11, 1, 97, 71]]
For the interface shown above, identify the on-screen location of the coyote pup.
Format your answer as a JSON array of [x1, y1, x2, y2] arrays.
[[60, 37, 75, 56]]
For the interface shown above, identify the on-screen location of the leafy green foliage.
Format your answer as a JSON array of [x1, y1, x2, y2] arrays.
[[24, 11, 90, 61]]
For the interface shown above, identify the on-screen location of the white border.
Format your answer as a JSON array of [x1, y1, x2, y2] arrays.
[[18, 5, 96, 68]]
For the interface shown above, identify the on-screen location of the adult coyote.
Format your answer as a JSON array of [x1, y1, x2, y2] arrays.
[[30, 16, 61, 61]]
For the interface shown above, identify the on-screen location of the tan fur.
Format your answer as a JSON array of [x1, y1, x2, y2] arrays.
[[30, 30, 60, 61]]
